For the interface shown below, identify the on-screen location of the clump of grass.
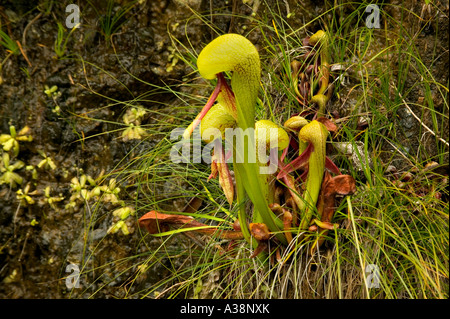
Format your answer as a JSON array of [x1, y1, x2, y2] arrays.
[[0, 29, 20, 83], [54, 22, 79, 58], [0, 29, 20, 55], [72, 1, 448, 299], [87, 0, 139, 46]]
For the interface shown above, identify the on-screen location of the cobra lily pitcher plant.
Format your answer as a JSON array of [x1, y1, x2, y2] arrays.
[[139, 32, 356, 259]]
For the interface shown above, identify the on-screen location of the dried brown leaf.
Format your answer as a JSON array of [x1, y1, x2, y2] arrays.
[[249, 223, 270, 241], [316, 117, 338, 132], [138, 211, 194, 234]]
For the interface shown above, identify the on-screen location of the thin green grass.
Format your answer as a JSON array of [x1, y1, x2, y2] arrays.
[[67, 0, 449, 299], [87, 0, 139, 46], [0, 29, 20, 82], [54, 21, 79, 58], [0, 29, 20, 55]]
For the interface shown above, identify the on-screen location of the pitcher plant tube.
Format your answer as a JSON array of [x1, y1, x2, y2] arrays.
[[139, 32, 357, 259], [183, 33, 289, 246]]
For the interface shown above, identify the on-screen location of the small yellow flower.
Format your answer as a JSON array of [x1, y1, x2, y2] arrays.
[[0, 125, 32, 156], [112, 206, 135, 220], [0, 153, 25, 188], [37, 150, 57, 170]]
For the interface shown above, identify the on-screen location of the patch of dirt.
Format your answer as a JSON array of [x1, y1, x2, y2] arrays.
[[0, 0, 447, 298], [0, 0, 211, 298]]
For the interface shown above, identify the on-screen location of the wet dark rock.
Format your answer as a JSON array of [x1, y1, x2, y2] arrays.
[[46, 73, 71, 89], [398, 107, 416, 138], [41, 122, 63, 147]]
